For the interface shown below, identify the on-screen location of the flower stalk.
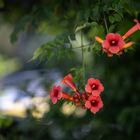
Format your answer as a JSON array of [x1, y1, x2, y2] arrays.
[[81, 31, 86, 85], [103, 13, 109, 33]]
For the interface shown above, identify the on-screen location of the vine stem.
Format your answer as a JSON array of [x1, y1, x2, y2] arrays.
[[81, 31, 86, 85], [103, 13, 109, 33]]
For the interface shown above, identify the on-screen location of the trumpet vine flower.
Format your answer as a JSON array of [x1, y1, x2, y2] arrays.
[[95, 19, 140, 57]]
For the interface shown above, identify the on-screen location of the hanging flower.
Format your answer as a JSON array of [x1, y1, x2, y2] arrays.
[[102, 33, 125, 56], [95, 19, 140, 57], [85, 78, 104, 96], [50, 86, 73, 104], [85, 95, 103, 114], [50, 74, 105, 115], [95, 34, 134, 57], [61, 74, 77, 92], [50, 85, 62, 104]]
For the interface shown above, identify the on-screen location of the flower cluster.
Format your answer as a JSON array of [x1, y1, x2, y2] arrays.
[[95, 19, 140, 57], [50, 74, 104, 114]]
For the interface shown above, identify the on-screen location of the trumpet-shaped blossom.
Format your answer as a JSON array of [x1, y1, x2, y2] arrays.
[[85, 95, 103, 114], [102, 33, 125, 56], [50, 85, 62, 104], [96, 34, 134, 57], [95, 19, 140, 56], [122, 19, 140, 39], [62, 74, 77, 92], [61, 92, 73, 101], [50, 86, 73, 104], [85, 78, 104, 96], [50, 74, 104, 115]]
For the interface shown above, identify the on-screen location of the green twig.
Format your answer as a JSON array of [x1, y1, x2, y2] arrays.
[[103, 13, 109, 33], [81, 31, 86, 85]]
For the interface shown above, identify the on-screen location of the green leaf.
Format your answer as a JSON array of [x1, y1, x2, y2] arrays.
[[31, 34, 74, 63], [10, 15, 32, 43], [109, 24, 117, 32], [109, 13, 122, 24]]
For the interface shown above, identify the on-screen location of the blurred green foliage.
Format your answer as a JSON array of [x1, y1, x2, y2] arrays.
[[0, 55, 21, 77], [0, 0, 140, 140]]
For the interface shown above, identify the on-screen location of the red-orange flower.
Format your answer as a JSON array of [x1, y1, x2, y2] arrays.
[[50, 74, 105, 115], [50, 85, 62, 104], [61, 92, 73, 101], [85, 95, 103, 114], [85, 78, 104, 96], [62, 74, 77, 92], [50, 85, 74, 104], [95, 19, 140, 56], [122, 19, 140, 39], [102, 33, 125, 57]]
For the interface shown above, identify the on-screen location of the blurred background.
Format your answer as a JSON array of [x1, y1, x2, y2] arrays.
[[0, 0, 140, 140]]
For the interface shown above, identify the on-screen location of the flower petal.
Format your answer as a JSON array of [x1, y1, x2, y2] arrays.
[[99, 84, 104, 92], [98, 100, 103, 108], [88, 78, 95, 85], [85, 101, 91, 109], [91, 107, 99, 114], [102, 40, 110, 49], [85, 84, 92, 93], [106, 33, 116, 41], [109, 46, 120, 53], [52, 97, 57, 104], [92, 90, 100, 96]]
